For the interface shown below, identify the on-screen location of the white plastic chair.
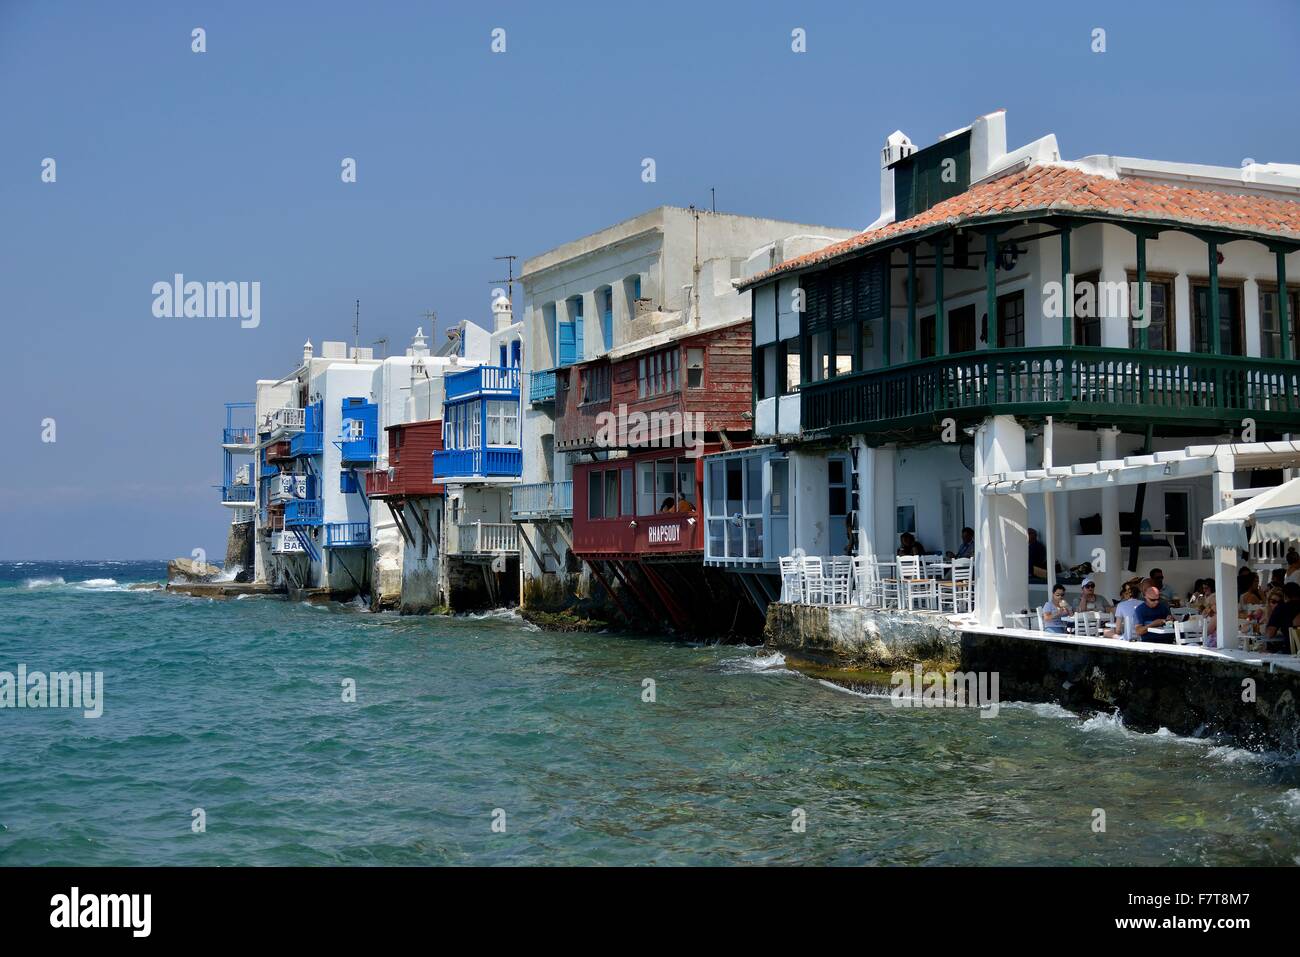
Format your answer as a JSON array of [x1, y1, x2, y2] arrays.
[[1034, 608, 1045, 631], [801, 556, 825, 605], [778, 556, 803, 604]]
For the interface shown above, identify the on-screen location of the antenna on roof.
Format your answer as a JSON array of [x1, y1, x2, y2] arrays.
[[353, 299, 360, 361], [711, 187, 715, 213], [421, 309, 438, 331], [490, 255, 518, 304], [372, 337, 388, 359]]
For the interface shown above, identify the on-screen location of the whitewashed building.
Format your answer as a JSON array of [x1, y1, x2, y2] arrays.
[[717, 109, 1300, 639]]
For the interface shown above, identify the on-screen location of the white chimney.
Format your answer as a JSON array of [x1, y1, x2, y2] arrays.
[[874, 130, 915, 230], [410, 326, 430, 358], [969, 110, 1008, 183], [492, 292, 514, 333], [302, 339, 314, 364]]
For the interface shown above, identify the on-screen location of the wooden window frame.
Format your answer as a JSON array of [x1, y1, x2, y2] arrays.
[[1187, 276, 1246, 357], [1123, 270, 1177, 351]]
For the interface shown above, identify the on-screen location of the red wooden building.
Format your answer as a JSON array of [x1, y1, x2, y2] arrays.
[[554, 318, 753, 452], [365, 419, 444, 550]]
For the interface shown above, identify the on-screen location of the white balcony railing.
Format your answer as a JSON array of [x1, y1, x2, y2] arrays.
[[453, 521, 519, 555], [261, 407, 305, 437]]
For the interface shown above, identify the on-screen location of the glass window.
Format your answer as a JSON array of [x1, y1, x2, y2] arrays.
[[637, 460, 656, 515], [655, 459, 676, 512], [604, 471, 619, 518], [769, 458, 789, 557], [998, 291, 1025, 347], [687, 347, 705, 388], [588, 471, 604, 520], [1259, 288, 1299, 359], [676, 461, 696, 511], [1073, 272, 1101, 346], [783, 338, 800, 393], [620, 468, 633, 516], [834, 325, 854, 375], [811, 331, 830, 381], [1192, 284, 1243, 356], [486, 399, 517, 447], [1128, 278, 1172, 350], [745, 456, 762, 515]]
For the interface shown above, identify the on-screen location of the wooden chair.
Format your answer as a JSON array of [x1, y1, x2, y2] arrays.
[[801, 556, 825, 605], [778, 556, 803, 604], [826, 556, 853, 605], [1074, 611, 1101, 637], [938, 558, 973, 614], [897, 555, 937, 611], [851, 557, 878, 607]]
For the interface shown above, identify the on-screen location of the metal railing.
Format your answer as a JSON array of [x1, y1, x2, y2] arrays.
[[453, 521, 519, 555], [339, 435, 377, 463], [223, 427, 256, 445], [511, 481, 573, 519], [433, 447, 523, 479], [802, 347, 1300, 435], [324, 521, 370, 548]]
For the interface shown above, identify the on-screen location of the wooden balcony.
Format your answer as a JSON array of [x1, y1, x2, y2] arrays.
[[366, 419, 444, 498], [802, 347, 1300, 438], [450, 522, 519, 556]]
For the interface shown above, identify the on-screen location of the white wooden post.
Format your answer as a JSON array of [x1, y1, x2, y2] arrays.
[[1099, 428, 1122, 598], [1211, 453, 1237, 650], [1044, 417, 1057, 595]]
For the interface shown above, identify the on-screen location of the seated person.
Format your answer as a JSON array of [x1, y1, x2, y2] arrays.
[[1133, 586, 1172, 643], [1104, 582, 1139, 639], [1040, 584, 1071, 634], [1237, 565, 1255, 598], [1027, 528, 1048, 580], [1238, 573, 1266, 610], [1148, 567, 1175, 603], [896, 532, 925, 557], [659, 497, 676, 513], [675, 497, 696, 514], [954, 527, 975, 560], [1075, 578, 1113, 614], [1263, 582, 1300, 652], [1286, 549, 1300, 585], [1269, 568, 1287, 591]]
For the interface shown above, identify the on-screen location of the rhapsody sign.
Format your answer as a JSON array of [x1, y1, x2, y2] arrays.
[[647, 522, 682, 545], [593, 404, 704, 458]]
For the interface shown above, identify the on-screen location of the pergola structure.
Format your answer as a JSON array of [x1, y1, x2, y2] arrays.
[[975, 438, 1300, 647]]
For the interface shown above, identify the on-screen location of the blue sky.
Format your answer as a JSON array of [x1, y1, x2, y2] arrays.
[[2, 0, 1298, 560]]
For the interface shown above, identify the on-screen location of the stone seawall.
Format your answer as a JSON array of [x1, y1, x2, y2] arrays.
[[961, 630, 1300, 751], [763, 603, 960, 669]]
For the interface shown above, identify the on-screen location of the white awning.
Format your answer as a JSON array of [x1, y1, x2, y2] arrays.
[[1201, 478, 1300, 551]]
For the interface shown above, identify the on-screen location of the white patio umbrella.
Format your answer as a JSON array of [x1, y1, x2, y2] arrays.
[[1201, 478, 1300, 552]]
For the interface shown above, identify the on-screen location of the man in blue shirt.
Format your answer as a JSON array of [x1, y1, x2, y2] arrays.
[[1133, 586, 1171, 643]]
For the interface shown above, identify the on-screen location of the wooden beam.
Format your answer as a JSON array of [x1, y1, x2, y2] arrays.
[[933, 233, 946, 356], [906, 245, 917, 362]]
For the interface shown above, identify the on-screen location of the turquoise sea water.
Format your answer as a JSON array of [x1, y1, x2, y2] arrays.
[[1, 559, 1299, 866]]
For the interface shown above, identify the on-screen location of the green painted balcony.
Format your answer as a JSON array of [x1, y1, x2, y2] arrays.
[[801, 347, 1300, 438]]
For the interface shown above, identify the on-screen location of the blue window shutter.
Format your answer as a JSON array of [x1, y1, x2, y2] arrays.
[[558, 322, 575, 365], [633, 276, 641, 300], [603, 289, 613, 348], [575, 317, 584, 359], [511, 340, 521, 366]]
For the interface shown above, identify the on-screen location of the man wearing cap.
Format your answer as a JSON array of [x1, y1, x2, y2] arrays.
[[1075, 578, 1113, 614]]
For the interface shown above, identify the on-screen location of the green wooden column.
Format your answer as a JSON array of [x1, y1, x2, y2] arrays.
[[1135, 233, 1148, 350], [1060, 223, 1073, 347], [1208, 239, 1221, 355], [906, 245, 917, 363], [985, 231, 999, 347], [934, 233, 946, 356], [881, 253, 892, 367], [1276, 246, 1292, 361]]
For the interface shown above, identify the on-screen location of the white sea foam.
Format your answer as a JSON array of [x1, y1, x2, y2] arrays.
[[722, 652, 793, 675], [1002, 701, 1077, 720], [22, 576, 65, 589], [212, 565, 243, 583], [78, 578, 118, 588], [816, 678, 882, 699]]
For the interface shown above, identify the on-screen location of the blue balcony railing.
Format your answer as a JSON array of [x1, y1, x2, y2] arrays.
[[284, 499, 324, 526], [529, 369, 557, 404], [445, 365, 521, 401], [223, 427, 256, 445], [220, 484, 255, 503], [325, 521, 370, 548], [340, 435, 377, 464], [291, 431, 323, 457], [433, 447, 523, 479], [511, 481, 573, 519]]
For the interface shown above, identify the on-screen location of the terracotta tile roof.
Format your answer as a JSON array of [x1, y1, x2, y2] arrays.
[[741, 164, 1300, 288]]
